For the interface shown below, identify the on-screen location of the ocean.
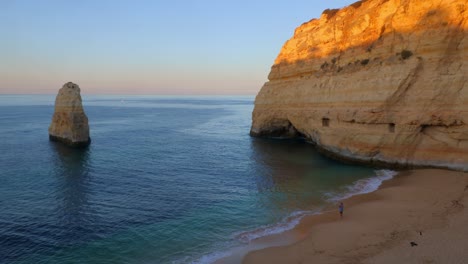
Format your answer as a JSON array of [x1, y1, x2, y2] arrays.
[[0, 95, 395, 264]]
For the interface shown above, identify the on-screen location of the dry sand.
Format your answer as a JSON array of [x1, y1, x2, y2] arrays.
[[242, 169, 468, 264]]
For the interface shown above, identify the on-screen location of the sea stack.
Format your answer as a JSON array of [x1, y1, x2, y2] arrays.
[[49, 82, 91, 147], [251, 0, 468, 170]]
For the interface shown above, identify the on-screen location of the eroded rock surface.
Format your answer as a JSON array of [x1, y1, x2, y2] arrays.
[[49, 82, 90, 147], [251, 0, 468, 170]]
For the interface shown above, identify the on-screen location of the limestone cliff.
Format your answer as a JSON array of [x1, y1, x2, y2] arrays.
[[251, 0, 468, 170], [49, 82, 91, 147]]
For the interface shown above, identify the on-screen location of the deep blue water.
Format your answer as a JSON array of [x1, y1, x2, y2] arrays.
[[0, 95, 390, 264]]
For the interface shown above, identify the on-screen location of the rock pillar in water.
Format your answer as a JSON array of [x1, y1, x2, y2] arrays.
[[49, 82, 91, 147]]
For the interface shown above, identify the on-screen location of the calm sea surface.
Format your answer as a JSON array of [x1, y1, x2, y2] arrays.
[[0, 95, 392, 264]]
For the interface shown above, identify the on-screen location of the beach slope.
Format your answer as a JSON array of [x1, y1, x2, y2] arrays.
[[243, 169, 468, 264]]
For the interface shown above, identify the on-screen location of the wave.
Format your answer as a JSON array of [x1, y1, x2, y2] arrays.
[[188, 250, 232, 264], [235, 170, 398, 245], [233, 209, 321, 244], [324, 169, 397, 202], [187, 169, 397, 264], [184, 210, 318, 264]]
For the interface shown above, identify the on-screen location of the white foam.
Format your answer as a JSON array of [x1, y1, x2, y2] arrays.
[[183, 210, 317, 264], [325, 169, 398, 202], [184, 170, 398, 264], [188, 250, 232, 264], [234, 209, 320, 244]]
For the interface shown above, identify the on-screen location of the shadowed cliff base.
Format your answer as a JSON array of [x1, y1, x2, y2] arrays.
[[250, 124, 454, 171], [249, 120, 305, 139], [251, 0, 468, 171], [50, 135, 91, 148]]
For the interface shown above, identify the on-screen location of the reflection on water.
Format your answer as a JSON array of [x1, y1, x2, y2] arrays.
[[251, 138, 317, 191], [250, 138, 324, 213], [250, 138, 375, 212], [49, 142, 98, 245]]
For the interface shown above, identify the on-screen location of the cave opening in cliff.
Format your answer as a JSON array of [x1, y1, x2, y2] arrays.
[[322, 118, 330, 127], [285, 121, 306, 139], [389, 123, 395, 133]]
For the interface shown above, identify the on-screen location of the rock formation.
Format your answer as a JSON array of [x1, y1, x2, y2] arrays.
[[251, 0, 468, 171], [49, 82, 91, 147]]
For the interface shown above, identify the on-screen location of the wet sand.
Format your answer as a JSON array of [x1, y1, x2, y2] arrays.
[[242, 169, 468, 264]]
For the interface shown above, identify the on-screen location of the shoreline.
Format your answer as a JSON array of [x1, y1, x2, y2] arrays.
[[241, 169, 468, 264], [214, 169, 396, 264]]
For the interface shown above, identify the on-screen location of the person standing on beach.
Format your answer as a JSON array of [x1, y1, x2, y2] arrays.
[[339, 202, 344, 218]]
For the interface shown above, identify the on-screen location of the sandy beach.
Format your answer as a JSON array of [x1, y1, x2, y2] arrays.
[[242, 169, 468, 264]]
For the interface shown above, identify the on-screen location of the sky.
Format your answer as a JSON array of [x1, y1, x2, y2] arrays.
[[1, 0, 355, 95]]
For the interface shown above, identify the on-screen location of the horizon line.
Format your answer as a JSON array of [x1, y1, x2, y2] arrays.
[[0, 93, 257, 96]]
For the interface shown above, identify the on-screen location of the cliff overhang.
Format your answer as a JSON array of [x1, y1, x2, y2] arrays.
[[251, 0, 468, 171]]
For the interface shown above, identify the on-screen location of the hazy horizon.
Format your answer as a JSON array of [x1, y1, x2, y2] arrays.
[[1, 0, 354, 95]]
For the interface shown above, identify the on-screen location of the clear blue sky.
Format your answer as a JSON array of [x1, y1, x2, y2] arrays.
[[1, 0, 354, 94]]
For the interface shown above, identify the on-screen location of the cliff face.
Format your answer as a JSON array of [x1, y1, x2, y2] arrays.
[[251, 0, 468, 170], [49, 82, 91, 147]]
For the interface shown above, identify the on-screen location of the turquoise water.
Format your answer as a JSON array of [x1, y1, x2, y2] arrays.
[[0, 95, 392, 264]]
